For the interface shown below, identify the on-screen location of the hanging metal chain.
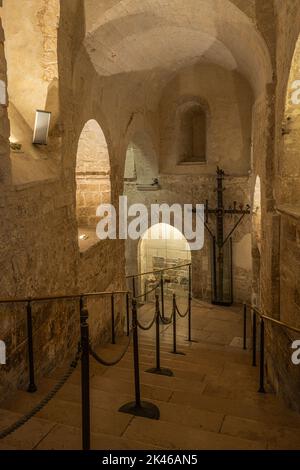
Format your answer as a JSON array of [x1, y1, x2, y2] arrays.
[[175, 301, 189, 318], [89, 332, 132, 367], [136, 307, 159, 331], [0, 344, 82, 440], [159, 309, 174, 324], [133, 282, 160, 300]]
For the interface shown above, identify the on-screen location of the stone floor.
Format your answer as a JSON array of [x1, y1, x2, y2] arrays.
[[1, 299, 300, 450]]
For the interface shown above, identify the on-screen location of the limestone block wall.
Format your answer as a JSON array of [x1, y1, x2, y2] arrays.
[[261, 0, 300, 411], [0, 1, 125, 402], [76, 176, 111, 227]]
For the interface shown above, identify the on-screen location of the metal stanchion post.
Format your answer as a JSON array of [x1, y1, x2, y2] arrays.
[[126, 292, 130, 337], [132, 277, 136, 299], [146, 295, 173, 377], [111, 293, 115, 344], [243, 303, 247, 350], [160, 274, 165, 322], [188, 264, 192, 341], [171, 294, 185, 356], [80, 296, 91, 451], [26, 301, 37, 393], [258, 318, 266, 393], [119, 299, 160, 419], [252, 310, 257, 367]]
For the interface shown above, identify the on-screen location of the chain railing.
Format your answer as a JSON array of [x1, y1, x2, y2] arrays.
[[0, 263, 194, 450], [0, 290, 128, 450], [0, 344, 81, 440], [242, 303, 300, 395]]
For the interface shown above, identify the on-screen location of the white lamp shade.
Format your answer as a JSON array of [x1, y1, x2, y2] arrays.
[[33, 110, 51, 145]]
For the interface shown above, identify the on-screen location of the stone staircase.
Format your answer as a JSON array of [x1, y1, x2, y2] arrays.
[[1, 300, 300, 450]]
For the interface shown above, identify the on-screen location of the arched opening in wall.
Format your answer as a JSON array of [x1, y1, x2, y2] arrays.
[[280, 34, 300, 205], [76, 119, 111, 252], [123, 130, 159, 277], [138, 223, 191, 300], [2, 0, 61, 185], [124, 130, 158, 189], [252, 175, 261, 306], [178, 103, 207, 164]]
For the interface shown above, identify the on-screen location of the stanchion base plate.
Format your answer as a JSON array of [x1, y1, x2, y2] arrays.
[[170, 351, 186, 356], [146, 367, 174, 377], [27, 384, 37, 393], [185, 339, 198, 343], [119, 401, 160, 420]]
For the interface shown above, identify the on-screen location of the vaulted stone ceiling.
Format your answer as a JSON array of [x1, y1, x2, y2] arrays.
[[82, 0, 273, 99]]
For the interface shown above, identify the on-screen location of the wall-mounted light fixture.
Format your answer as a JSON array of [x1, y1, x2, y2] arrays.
[[33, 110, 51, 145]]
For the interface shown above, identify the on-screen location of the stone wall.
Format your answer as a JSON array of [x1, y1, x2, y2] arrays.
[[2, 0, 300, 415], [0, 1, 125, 402], [261, 0, 300, 411]]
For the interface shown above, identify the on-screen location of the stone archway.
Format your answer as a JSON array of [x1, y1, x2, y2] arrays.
[[138, 222, 192, 300], [252, 175, 261, 307], [76, 119, 111, 251]]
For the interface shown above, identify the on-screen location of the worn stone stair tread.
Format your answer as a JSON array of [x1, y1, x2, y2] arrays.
[[0, 408, 57, 450], [170, 390, 300, 428], [220, 414, 300, 449], [32, 423, 161, 451], [122, 416, 267, 450], [2, 300, 300, 450]]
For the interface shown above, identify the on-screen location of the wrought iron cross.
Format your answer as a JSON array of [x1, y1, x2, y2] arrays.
[[195, 167, 251, 305]]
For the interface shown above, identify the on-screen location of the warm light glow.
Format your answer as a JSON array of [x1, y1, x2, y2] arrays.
[[142, 223, 186, 241], [9, 134, 18, 144]]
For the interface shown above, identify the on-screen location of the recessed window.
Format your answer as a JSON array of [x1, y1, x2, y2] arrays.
[[76, 119, 111, 251], [179, 105, 207, 164]]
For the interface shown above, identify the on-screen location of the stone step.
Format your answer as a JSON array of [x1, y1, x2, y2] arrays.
[[122, 416, 266, 450], [170, 390, 300, 429], [1, 300, 299, 450], [35, 423, 160, 450], [220, 414, 300, 450]]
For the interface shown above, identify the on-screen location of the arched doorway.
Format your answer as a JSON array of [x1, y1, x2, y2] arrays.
[[138, 223, 191, 300], [252, 175, 261, 307], [123, 130, 159, 276], [76, 119, 111, 250]]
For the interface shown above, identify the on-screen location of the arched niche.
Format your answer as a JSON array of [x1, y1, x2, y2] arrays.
[[280, 35, 300, 205], [253, 175, 262, 251], [124, 130, 158, 185], [178, 103, 207, 164], [138, 223, 191, 299], [252, 175, 261, 307], [76, 119, 111, 251], [2, 0, 61, 185]]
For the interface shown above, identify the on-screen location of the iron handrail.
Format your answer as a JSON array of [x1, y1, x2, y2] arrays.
[[0, 290, 129, 305], [245, 303, 300, 335], [126, 262, 191, 279]]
